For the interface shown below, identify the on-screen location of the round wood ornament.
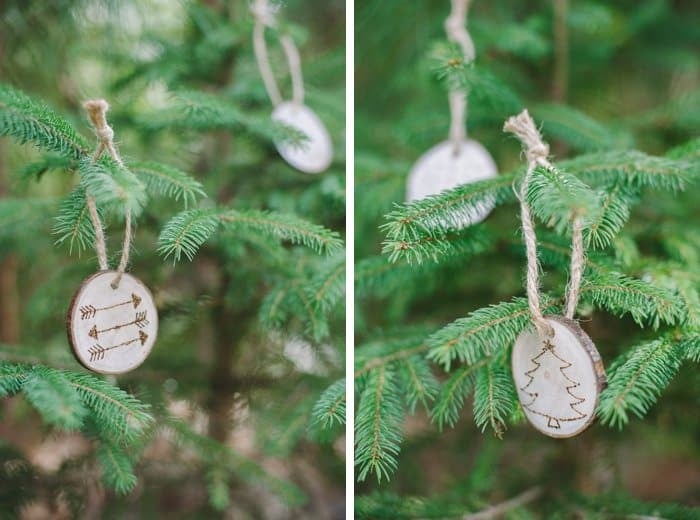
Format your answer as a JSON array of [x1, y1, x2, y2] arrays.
[[271, 101, 333, 174], [511, 315, 606, 438], [406, 139, 498, 228], [67, 271, 158, 374]]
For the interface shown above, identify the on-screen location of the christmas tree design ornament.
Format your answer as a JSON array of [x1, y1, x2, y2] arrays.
[[504, 110, 606, 438], [251, 0, 333, 174], [406, 0, 498, 227], [66, 100, 158, 374]]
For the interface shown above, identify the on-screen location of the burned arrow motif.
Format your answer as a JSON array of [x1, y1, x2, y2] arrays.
[[87, 331, 149, 362], [79, 293, 142, 320], [88, 311, 149, 340]]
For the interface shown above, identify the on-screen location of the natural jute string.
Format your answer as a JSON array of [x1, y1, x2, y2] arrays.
[[83, 99, 132, 289], [251, 0, 305, 106], [444, 0, 476, 155], [503, 109, 586, 338]]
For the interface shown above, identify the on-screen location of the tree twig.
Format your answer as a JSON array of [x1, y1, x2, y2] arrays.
[[462, 487, 542, 520]]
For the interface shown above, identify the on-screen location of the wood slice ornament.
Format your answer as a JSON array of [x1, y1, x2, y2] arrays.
[[251, 0, 333, 175], [503, 109, 608, 438], [272, 101, 333, 174], [67, 271, 158, 374], [406, 139, 498, 227], [512, 316, 606, 438]]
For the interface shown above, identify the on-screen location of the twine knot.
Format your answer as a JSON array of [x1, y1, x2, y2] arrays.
[[503, 109, 550, 166], [250, 0, 277, 27], [82, 98, 132, 288]]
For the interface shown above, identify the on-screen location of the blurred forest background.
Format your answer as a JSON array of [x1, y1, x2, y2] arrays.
[[0, 0, 345, 518], [355, 0, 699, 518]]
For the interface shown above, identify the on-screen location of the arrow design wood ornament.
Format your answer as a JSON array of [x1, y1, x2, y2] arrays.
[[68, 271, 158, 374]]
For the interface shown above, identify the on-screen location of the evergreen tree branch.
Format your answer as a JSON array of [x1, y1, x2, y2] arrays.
[[398, 356, 439, 414], [598, 338, 683, 429], [564, 150, 690, 192], [130, 161, 206, 207], [0, 83, 90, 159], [97, 440, 138, 495], [584, 183, 637, 249], [472, 361, 514, 438], [526, 164, 600, 233], [79, 157, 147, 218], [310, 378, 346, 429], [427, 297, 556, 371], [53, 187, 99, 256], [159, 208, 343, 261], [355, 366, 403, 482], [23, 366, 87, 430], [157, 208, 220, 261], [220, 209, 343, 256], [581, 271, 687, 329], [430, 360, 488, 430]]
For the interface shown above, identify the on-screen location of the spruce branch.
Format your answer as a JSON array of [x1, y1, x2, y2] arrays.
[[526, 164, 601, 233], [97, 440, 138, 495], [0, 363, 29, 397], [355, 366, 403, 482], [398, 356, 439, 414], [563, 150, 690, 192], [220, 209, 343, 256], [581, 271, 687, 329], [534, 103, 631, 152], [159, 208, 343, 262], [79, 157, 147, 218], [130, 161, 206, 207], [310, 378, 346, 429], [144, 90, 307, 144], [426, 297, 556, 371], [305, 253, 345, 313], [584, 183, 638, 249], [430, 361, 486, 430], [430, 41, 521, 113], [381, 176, 515, 264], [598, 339, 683, 429], [65, 371, 154, 445], [0, 83, 90, 159], [157, 208, 220, 261], [53, 187, 99, 256], [23, 366, 87, 430], [472, 361, 515, 438]]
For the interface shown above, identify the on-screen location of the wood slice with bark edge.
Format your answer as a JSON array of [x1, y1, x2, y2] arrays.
[[66, 270, 158, 374], [511, 315, 606, 438], [271, 101, 333, 174]]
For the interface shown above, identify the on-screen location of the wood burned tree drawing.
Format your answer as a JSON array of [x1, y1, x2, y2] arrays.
[[519, 340, 587, 429]]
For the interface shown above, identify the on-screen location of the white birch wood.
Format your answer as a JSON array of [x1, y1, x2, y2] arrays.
[[511, 315, 606, 438], [67, 271, 158, 374], [406, 139, 498, 228], [271, 102, 332, 174]]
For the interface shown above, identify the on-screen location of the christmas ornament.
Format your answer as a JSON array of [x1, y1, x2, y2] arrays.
[[406, 0, 498, 228], [511, 315, 605, 437], [504, 109, 606, 438], [272, 101, 332, 174], [68, 271, 157, 374], [251, 0, 333, 174], [66, 100, 158, 374]]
